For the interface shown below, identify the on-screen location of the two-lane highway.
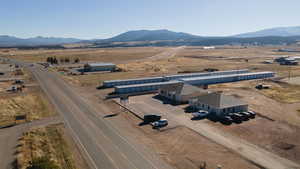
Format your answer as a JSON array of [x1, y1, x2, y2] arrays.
[[29, 66, 173, 169]]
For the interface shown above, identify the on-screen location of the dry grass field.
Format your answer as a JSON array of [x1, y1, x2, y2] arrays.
[[1, 47, 166, 63], [3, 45, 300, 168], [17, 124, 78, 169], [56, 46, 300, 87], [0, 91, 56, 127]]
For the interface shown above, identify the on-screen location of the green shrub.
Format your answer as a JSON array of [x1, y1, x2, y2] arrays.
[[26, 156, 59, 169]]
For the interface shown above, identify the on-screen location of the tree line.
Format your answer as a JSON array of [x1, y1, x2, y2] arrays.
[[46, 57, 80, 64]]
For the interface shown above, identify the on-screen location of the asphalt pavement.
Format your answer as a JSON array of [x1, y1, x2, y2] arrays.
[[27, 66, 173, 169]]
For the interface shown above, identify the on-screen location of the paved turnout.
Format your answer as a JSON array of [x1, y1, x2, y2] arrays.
[[28, 66, 173, 169]]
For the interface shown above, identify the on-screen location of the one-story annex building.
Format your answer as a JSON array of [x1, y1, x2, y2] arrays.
[[189, 92, 248, 117]]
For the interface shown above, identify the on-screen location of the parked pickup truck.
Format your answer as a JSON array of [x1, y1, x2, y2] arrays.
[[143, 114, 161, 123], [255, 84, 271, 90]]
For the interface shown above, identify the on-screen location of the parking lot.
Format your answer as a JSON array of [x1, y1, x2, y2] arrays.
[[117, 94, 299, 169]]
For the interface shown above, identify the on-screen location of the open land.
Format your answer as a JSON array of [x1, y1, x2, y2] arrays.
[[0, 59, 86, 169], [2, 45, 300, 169]]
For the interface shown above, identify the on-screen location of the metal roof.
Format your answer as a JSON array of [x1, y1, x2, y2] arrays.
[[160, 83, 210, 96], [87, 62, 116, 67], [115, 81, 181, 89], [105, 76, 164, 83], [180, 71, 274, 81], [165, 69, 249, 78], [195, 92, 247, 109]]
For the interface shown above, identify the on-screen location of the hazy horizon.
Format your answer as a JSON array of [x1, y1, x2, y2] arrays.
[[1, 0, 300, 39]]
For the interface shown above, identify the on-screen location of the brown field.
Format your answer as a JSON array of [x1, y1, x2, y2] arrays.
[[1, 47, 166, 63], [56, 46, 300, 87], [0, 90, 56, 126], [17, 124, 80, 169], [0, 66, 55, 127], [4, 46, 300, 168]]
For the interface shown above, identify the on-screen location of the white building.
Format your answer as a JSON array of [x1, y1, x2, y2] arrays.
[[84, 62, 116, 72], [189, 92, 248, 117]]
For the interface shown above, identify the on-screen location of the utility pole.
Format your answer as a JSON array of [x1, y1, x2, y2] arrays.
[[120, 94, 129, 112], [288, 66, 292, 81]]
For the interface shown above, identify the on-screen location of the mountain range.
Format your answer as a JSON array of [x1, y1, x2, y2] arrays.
[[0, 36, 81, 47], [234, 26, 300, 38], [1, 26, 300, 47]]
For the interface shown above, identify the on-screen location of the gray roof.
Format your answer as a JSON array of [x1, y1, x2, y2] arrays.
[[115, 81, 182, 89], [87, 62, 116, 67], [195, 92, 247, 109], [160, 83, 211, 96], [180, 71, 274, 81], [180, 84, 210, 95], [165, 69, 249, 79], [104, 76, 163, 83]]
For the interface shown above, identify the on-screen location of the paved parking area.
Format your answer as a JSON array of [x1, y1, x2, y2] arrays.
[[120, 94, 300, 169]]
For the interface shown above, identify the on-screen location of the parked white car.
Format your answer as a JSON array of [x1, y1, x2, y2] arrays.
[[192, 110, 209, 118], [152, 119, 168, 128]]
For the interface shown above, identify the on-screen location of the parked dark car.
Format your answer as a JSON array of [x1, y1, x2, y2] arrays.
[[143, 114, 161, 123], [229, 113, 243, 123], [247, 111, 256, 119], [220, 116, 233, 125], [238, 112, 250, 121]]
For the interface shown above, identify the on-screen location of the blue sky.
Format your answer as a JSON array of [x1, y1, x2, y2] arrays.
[[1, 0, 299, 39]]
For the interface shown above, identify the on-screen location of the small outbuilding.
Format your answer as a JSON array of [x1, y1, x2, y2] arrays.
[[84, 62, 116, 72], [158, 83, 212, 104], [189, 92, 248, 117]]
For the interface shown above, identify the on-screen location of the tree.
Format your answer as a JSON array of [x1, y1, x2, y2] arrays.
[[65, 58, 70, 63], [26, 156, 59, 169], [60, 58, 65, 64], [53, 57, 58, 64], [74, 58, 80, 63]]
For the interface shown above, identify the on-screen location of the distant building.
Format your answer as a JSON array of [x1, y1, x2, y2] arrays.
[[278, 48, 300, 52], [274, 56, 299, 65], [84, 62, 116, 72], [189, 92, 248, 117], [290, 56, 300, 61], [203, 46, 215, 50], [158, 83, 212, 104], [280, 58, 298, 65], [262, 60, 273, 64]]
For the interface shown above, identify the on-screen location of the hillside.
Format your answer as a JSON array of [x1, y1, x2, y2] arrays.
[[0, 35, 81, 47], [97, 29, 201, 42], [234, 26, 300, 38]]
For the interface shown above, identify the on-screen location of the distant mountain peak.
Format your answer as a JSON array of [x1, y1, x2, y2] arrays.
[[100, 29, 200, 42]]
